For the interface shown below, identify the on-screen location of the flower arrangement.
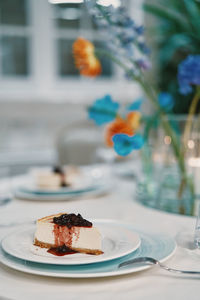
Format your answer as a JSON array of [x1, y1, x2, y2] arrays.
[[72, 1, 200, 215], [144, 0, 200, 114]]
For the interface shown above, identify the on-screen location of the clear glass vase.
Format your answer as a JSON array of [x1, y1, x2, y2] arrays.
[[136, 115, 198, 216]]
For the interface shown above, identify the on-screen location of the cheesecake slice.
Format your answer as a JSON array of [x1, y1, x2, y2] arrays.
[[34, 213, 103, 255], [32, 166, 80, 189]]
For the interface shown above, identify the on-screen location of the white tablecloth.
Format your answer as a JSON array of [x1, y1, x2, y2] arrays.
[[0, 176, 199, 300]]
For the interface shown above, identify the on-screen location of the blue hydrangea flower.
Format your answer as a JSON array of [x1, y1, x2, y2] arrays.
[[127, 99, 143, 111], [134, 25, 144, 35], [138, 42, 151, 55], [118, 28, 135, 45], [158, 92, 174, 110], [125, 68, 135, 80], [86, 2, 151, 75], [112, 133, 144, 156], [88, 95, 119, 126], [178, 55, 200, 95], [136, 59, 152, 71]]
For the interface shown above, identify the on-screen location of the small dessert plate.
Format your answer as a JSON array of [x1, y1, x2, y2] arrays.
[[1, 220, 141, 265], [14, 165, 112, 201], [14, 182, 110, 201], [19, 165, 110, 194], [0, 229, 176, 278]]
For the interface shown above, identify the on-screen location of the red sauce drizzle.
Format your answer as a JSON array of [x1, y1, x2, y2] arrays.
[[53, 224, 80, 247], [47, 245, 78, 256], [50, 213, 92, 256]]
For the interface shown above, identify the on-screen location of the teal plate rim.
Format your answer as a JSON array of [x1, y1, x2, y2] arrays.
[[0, 222, 177, 278]]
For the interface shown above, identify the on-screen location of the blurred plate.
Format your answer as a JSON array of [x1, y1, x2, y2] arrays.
[[14, 182, 110, 201], [14, 165, 111, 200]]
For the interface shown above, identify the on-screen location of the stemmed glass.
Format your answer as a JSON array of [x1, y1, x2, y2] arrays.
[[194, 202, 200, 248]]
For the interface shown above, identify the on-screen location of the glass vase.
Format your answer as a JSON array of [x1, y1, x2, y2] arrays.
[[136, 115, 198, 216]]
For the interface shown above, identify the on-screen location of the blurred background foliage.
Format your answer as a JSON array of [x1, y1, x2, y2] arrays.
[[144, 0, 200, 114]]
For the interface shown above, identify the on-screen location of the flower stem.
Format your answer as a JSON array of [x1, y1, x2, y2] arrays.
[[183, 86, 200, 148], [95, 48, 134, 76]]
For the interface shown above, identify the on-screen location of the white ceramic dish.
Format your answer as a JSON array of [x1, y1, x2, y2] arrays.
[[14, 165, 111, 201], [0, 221, 176, 278], [1, 220, 141, 265], [14, 183, 110, 201]]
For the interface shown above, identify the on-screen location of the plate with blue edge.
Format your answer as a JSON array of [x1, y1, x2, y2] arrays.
[[1, 220, 141, 265], [0, 221, 176, 278], [14, 165, 112, 201]]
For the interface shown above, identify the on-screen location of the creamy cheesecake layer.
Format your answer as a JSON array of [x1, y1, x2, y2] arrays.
[[34, 171, 61, 189], [34, 221, 55, 246]]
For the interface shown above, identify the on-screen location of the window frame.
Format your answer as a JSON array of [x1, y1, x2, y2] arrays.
[[0, 0, 142, 103]]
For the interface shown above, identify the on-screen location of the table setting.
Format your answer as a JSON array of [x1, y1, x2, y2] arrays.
[[0, 170, 200, 300], [1, 0, 200, 299]]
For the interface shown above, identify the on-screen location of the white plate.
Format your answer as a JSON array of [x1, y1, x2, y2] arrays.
[[14, 182, 110, 201], [0, 222, 176, 278], [14, 165, 111, 201], [1, 220, 141, 265], [19, 165, 110, 195]]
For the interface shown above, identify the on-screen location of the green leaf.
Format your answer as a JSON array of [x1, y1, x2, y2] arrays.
[[143, 112, 160, 141], [159, 34, 192, 65], [143, 3, 190, 32], [182, 0, 200, 34], [169, 119, 181, 136]]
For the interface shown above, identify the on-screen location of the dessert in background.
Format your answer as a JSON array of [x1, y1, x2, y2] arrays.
[[34, 213, 103, 256], [32, 165, 80, 190]]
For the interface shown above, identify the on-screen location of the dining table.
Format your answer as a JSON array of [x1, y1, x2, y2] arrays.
[[0, 165, 199, 300]]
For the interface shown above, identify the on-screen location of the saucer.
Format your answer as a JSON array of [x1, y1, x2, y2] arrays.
[[0, 229, 176, 278]]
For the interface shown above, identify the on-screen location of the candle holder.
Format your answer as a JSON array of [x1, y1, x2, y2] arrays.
[[186, 117, 200, 214]]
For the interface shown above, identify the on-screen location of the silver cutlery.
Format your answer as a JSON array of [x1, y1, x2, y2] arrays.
[[118, 257, 200, 275]]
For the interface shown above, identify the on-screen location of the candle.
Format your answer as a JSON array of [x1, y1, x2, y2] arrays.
[[188, 157, 200, 195]]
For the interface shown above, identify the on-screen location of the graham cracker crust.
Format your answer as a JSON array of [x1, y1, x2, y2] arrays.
[[34, 238, 55, 249], [71, 247, 103, 255], [34, 238, 103, 255]]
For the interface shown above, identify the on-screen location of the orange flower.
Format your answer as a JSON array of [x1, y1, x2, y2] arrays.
[[73, 38, 102, 77], [105, 118, 134, 147], [127, 111, 141, 131]]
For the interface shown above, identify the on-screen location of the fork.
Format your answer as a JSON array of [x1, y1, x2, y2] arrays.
[[118, 257, 200, 275]]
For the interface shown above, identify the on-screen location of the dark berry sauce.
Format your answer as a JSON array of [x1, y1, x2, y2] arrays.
[[52, 166, 69, 187], [53, 213, 92, 229], [53, 166, 63, 175], [47, 245, 78, 256], [61, 181, 68, 187]]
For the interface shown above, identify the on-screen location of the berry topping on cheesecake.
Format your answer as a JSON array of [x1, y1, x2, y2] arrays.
[[53, 213, 92, 228]]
